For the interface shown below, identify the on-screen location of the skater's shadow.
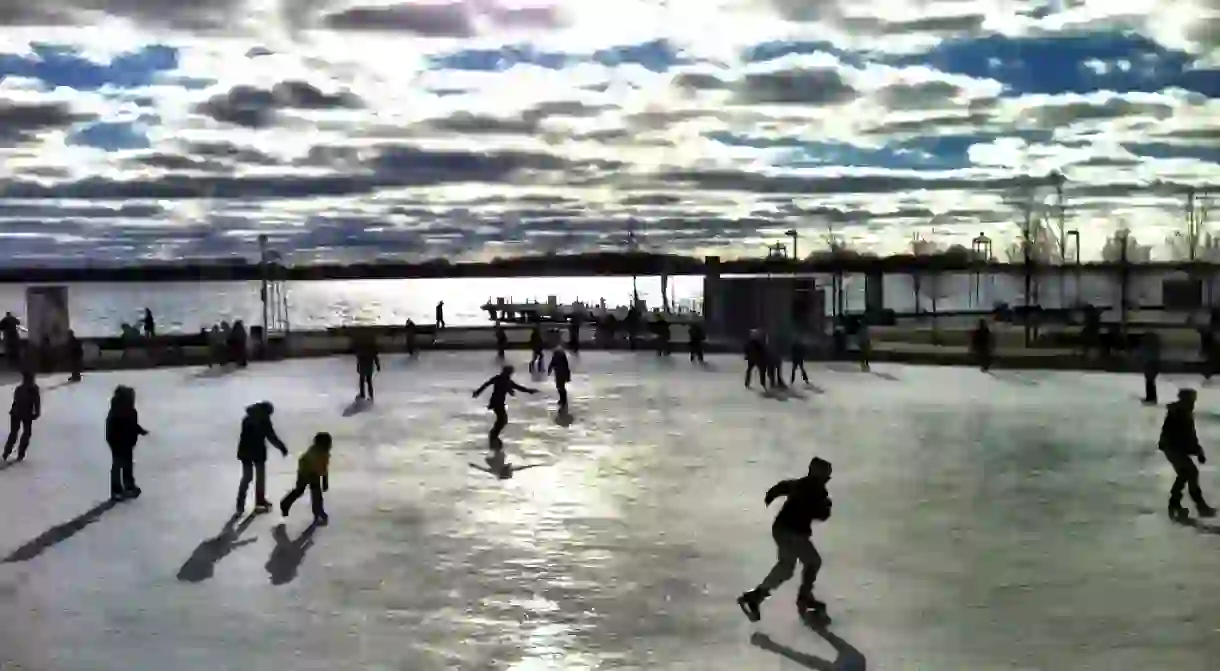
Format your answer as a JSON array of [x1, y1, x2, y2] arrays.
[[0, 460, 17, 472], [987, 371, 1039, 386], [43, 379, 76, 392], [342, 398, 372, 417], [2, 500, 118, 563], [757, 388, 790, 401], [176, 511, 262, 583], [750, 626, 866, 670], [266, 522, 319, 586], [870, 371, 899, 382], [472, 460, 548, 479], [696, 361, 718, 371], [804, 383, 826, 395], [191, 365, 237, 379], [1175, 518, 1220, 535]]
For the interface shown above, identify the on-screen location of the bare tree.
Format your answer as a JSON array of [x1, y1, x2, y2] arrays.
[[910, 231, 951, 340], [1165, 188, 1217, 304]]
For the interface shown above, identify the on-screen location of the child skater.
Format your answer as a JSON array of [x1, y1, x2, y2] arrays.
[[106, 385, 149, 501], [280, 432, 332, 526], [737, 456, 833, 623], [3, 370, 40, 462], [548, 344, 572, 415], [473, 365, 538, 453]]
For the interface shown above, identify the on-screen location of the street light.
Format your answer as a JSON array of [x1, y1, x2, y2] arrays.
[[785, 229, 799, 263], [971, 232, 992, 307], [1066, 229, 1080, 307]]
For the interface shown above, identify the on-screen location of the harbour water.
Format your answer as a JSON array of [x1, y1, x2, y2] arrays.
[[0, 271, 1179, 337]]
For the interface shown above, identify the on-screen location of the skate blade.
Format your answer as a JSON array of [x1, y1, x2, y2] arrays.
[[736, 599, 761, 623]]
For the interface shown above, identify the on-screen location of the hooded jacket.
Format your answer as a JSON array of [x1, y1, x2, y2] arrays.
[[237, 403, 287, 462]]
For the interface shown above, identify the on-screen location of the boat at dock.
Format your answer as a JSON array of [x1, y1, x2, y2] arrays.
[[481, 296, 703, 325]]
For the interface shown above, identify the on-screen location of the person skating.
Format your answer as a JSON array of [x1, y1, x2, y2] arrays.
[[106, 385, 148, 502], [744, 330, 767, 389], [142, 308, 156, 338], [655, 316, 671, 357], [971, 319, 993, 372], [473, 365, 538, 452], [1160, 389, 1216, 520], [737, 457, 834, 623], [495, 322, 508, 360], [67, 329, 83, 381], [528, 324, 545, 373], [3, 370, 40, 462], [857, 320, 872, 372], [790, 333, 809, 385], [435, 301, 446, 330], [548, 345, 572, 414], [354, 334, 382, 401], [688, 321, 706, 364], [1141, 332, 1162, 404], [405, 319, 418, 358], [236, 401, 289, 514], [568, 314, 582, 354], [1, 311, 21, 369], [280, 432, 333, 526]]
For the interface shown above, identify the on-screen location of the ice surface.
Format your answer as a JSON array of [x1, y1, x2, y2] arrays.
[[2, 354, 1220, 670]]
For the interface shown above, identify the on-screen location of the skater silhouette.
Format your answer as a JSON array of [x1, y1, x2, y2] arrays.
[[744, 330, 767, 389], [435, 301, 445, 330], [280, 432, 333, 527], [236, 402, 288, 514], [548, 345, 572, 414], [1141, 333, 1161, 404], [971, 319, 992, 372], [354, 333, 381, 401], [474, 365, 537, 452], [3, 370, 39, 462], [1160, 389, 1216, 520], [106, 385, 148, 502], [738, 457, 833, 623], [688, 321, 706, 364], [495, 322, 508, 360], [528, 325, 545, 373]]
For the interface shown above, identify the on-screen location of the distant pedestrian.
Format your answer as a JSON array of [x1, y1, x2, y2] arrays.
[[790, 333, 809, 384], [143, 308, 156, 338], [354, 334, 381, 401], [435, 301, 446, 330], [67, 329, 83, 381], [494, 322, 508, 360], [405, 319, 418, 357], [548, 345, 572, 414], [1141, 332, 1162, 404], [688, 321, 706, 364], [971, 319, 993, 372]]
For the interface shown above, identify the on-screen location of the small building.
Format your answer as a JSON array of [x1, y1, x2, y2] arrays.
[[702, 256, 825, 343]]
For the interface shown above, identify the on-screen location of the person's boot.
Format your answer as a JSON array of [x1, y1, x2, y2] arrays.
[[796, 591, 826, 616], [1169, 502, 1190, 520], [255, 500, 273, 513], [736, 589, 766, 622], [1196, 503, 1216, 518], [126, 487, 141, 499], [279, 499, 290, 517]]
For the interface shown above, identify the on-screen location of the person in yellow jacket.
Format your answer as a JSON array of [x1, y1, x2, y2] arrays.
[[279, 432, 331, 525]]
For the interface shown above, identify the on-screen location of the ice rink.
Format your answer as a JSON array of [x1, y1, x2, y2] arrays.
[[2, 352, 1220, 670]]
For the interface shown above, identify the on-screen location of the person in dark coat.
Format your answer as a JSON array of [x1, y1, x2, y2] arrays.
[[236, 401, 288, 514], [568, 313, 582, 354], [528, 324, 545, 373], [1, 312, 21, 369], [971, 319, 993, 372], [230, 320, 249, 367], [106, 385, 148, 501], [1141, 332, 1162, 404], [1160, 389, 1216, 520], [688, 321, 706, 364], [354, 334, 382, 401], [3, 370, 40, 461], [404, 319, 418, 358], [790, 333, 809, 384], [494, 322, 508, 360], [744, 330, 767, 389], [67, 329, 84, 381], [655, 316, 671, 357], [142, 308, 156, 338], [547, 345, 572, 414], [473, 365, 537, 452], [435, 301, 445, 330], [737, 457, 833, 623]]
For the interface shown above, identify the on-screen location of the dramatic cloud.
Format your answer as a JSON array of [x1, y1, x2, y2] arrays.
[[0, 0, 1217, 264]]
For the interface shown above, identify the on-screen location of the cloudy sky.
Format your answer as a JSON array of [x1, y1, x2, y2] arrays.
[[0, 0, 1216, 265]]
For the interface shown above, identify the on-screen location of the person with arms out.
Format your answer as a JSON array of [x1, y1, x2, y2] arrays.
[[1160, 389, 1216, 520], [236, 401, 289, 514], [3, 370, 40, 461], [737, 457, 834, 623], [106, 385, 148, 501], [473, 365, 538, 452], [280, 432, 332, 526]]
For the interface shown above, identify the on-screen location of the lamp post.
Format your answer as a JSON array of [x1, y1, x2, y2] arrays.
[[785, 229, 799, 265], [1066, 229, 1080, 307], [971, 232, 992, 307]]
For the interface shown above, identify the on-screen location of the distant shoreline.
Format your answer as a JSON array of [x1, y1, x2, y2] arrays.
[[0, 252, 1215, 284]]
